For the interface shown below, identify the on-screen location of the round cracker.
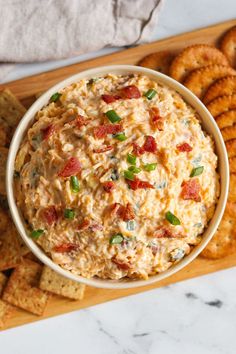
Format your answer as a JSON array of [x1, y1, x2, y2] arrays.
[[221, 125, 236, 142], [184, 65, 236, 99], [0, 147, 8, 195], [220, 26, 236, 68], [203, 76, 236, 104], [201, 202, 236, 259], [229, 157, 236, 173], [229, 173, 236, 203], [170, 44, 229, 82], [206, 94, 236, 117], [0, 206, 9, 232], [215, 110, 236, 129], [138, 51, 175, 75], [226, 139, 236, 158]]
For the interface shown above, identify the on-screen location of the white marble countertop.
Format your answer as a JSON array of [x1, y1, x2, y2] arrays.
[[1, 0, 236, 353]]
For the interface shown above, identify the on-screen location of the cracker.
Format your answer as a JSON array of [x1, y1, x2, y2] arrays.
[[184, 65, 236, 99], [0, 224, 22, 271], [0, 206, 9, 233], [40, 266, 85, 300], [220, 26, 236, 68], [221, 125, 236, 142], [229, 173, 236, 202], [0, 89, 26, 129], [229, 157, 236, 173], [206, 94, 236, 118], [0, 299, 12, 329], [0, 147, 8, 195], [0, 272, 7, 295], [203, 76, 236, 104], [2, 259, 48, 316], [215, 110, 236, 129], [201, 202, 236, 259], [170, 44, 229, 82], [138, 51, 175, 75], [0, 123, 7, 147], [226, 139, 236, 158]]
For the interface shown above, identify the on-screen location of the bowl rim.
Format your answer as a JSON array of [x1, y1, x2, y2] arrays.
[[6, 65, 229, 289]]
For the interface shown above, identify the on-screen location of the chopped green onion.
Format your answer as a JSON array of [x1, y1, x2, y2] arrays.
[[50, 92, 62, 102], [169, 248, 185, 261], [128, 166, 141, 174], [165, 211, 181, 225], [190, 166, 204, 177], [88, 78, 98, 85], [64, 209, 75, 219], [143, 163, 157, 172], [124, 170, 135, 181], [126, 220, 136, 231], [30, 229, 44, 239], [144, 89, 157, 100], [109, 233, 124, 245], [105, 110, 121, 123], [111, 169, 119, 181], [70, 176, 80, 193], [113, 132, 127, 141], [127, 153, 136, 165], [14, 170, 20, 178]]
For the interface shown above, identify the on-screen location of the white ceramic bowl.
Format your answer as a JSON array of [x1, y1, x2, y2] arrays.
[[6, 65, 229, 289]]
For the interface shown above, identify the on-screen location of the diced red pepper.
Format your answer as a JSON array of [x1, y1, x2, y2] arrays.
[[143, 135, 157, 153], [149, 107, 164, 131], [76, 115, 89, 128], [43, 206, 58, 225], [121, 85, 141, 99], [154, 226, 173, 238], [103, 181, 115, 193], [177, 142, 192, 152], [53, 243, 79, 253], [132, 143, 145, 156], [122, 203, 135, 221], [112, 257, 131, 270], [58, 157, 81, 177], [41, 124, 55, 140], [93, 145, 113, 153], [126, 177, 154, 190], [101, 94, 121, 103], [94, 124, 123, 139], [180, 179, 201, 202], [77, 219, 90, 231]]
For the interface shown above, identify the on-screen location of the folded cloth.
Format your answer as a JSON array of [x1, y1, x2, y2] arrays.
[[0, 0, 163, 62]]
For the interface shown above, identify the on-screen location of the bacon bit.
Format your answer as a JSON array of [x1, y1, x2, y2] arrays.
[[43, 206, 58, 225], [121, 85, 141, 99], [53, 243, 79, 253], [41, 124, 55, 140], [110, 203, 124, 218], [122, 203, 135, 221], [143, 135, 157, 153], [132, 143, 145, 156], [58, 157, 81, 177], [77, 219, 90, 231], [154, 226, 173, 238], [103, 181, 115, 193], [93, 145, 113, 153], [149, 107, 164, 131], [94, 124, 123, 139], [126, 177, 154, 190], [101, 94, 121, 103], [180, 179, 201, 202], [177, 142, 193, 152], [90, 223, 103, 232], [76, 115, 89, 128], [112, 257, 131, 270]]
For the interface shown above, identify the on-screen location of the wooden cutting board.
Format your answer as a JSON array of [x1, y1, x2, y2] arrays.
[[1, 19, 236, 331]]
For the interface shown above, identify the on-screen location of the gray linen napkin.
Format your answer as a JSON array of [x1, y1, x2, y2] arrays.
[[0, 0, 163, 81]]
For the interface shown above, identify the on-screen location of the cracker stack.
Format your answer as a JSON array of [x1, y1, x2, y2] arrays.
[[138, 26, 236, 259], [0, 90, 86, 329]]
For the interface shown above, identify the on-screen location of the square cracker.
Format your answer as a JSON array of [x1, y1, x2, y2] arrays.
[[0, 299, 12, 329], [0, 89, 26, 129], [0, 224, 22, 271], [2, 259, 48, 316], [40, 266, 86, 300], [0, 272, 7, 295]]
